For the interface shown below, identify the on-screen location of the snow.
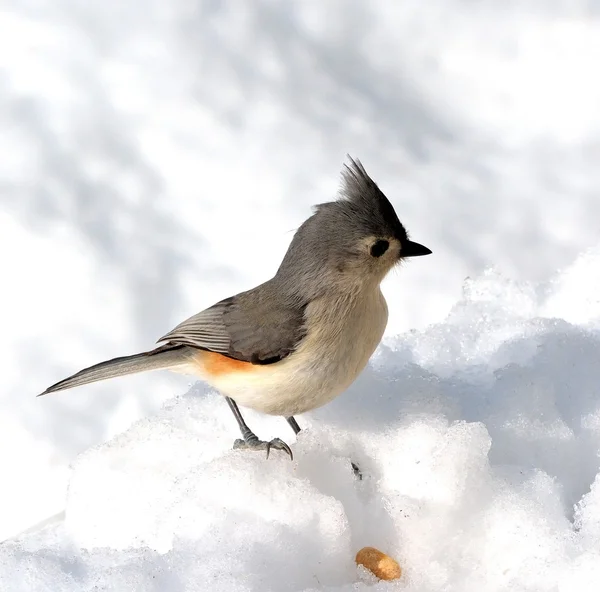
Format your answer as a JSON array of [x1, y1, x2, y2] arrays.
[[3, 252, 600, 590], [1, 0, 600, 587]]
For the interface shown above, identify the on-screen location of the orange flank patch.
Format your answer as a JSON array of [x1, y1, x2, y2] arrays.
[[196, 350, 258, 377]]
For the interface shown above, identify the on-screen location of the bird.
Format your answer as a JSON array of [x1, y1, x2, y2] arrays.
[[39, 157, 431, 461]]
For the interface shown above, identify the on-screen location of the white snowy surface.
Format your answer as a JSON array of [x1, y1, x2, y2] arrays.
[[1, 0, 600, 554], [2, 251, 600, 591]]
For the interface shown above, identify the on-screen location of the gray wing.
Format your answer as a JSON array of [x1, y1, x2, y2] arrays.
[[157, 286, 307, 365]]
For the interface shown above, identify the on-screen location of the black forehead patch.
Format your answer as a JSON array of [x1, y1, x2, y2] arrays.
[[337, 156, 408, 242]]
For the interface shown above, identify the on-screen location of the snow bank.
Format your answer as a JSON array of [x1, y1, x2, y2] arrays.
[[2, 248, 600, 591]]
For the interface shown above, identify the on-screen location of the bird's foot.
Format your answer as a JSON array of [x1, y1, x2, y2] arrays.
[[233, 435, 294, 460], [351, 461, 363, 480]]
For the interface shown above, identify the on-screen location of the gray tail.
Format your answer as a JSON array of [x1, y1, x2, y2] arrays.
[[38, 344, 192, 396]]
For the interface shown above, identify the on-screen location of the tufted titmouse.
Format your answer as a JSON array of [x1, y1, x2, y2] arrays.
[[39, 157, 431, 460]]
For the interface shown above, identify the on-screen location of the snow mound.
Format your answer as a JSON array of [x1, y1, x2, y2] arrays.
[[2, 249, 600, 591]]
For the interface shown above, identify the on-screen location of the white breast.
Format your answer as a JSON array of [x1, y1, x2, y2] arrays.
[[202, 287, 389, 416]]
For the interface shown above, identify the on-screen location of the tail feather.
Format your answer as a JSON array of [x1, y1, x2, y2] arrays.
[[39, 344, 192, 396]]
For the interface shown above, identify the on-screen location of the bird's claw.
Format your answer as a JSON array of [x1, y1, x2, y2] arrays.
[[233, 436, 293, 461]]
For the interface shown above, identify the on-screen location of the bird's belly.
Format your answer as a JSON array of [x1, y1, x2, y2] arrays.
[[198, 289, 388, 416]]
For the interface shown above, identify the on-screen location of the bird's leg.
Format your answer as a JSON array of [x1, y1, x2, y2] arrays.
[[284, 415, 362, 480], [226, 397, 293, 460], [286, 416, 301, 435]]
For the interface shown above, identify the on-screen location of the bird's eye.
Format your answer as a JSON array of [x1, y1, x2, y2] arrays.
[[370, 239, 389, 258]]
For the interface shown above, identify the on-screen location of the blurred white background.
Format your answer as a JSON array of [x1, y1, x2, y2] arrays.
[[1, 1, 599, 539]]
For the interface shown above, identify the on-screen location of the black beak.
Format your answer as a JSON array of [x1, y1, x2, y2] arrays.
[[402, 240, 432, 258]]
